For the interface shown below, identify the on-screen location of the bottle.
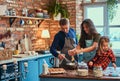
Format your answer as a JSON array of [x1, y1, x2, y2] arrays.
[[24, 34, 29, 53], [17, 40, 21, 54], [42, 59, 49, 75]]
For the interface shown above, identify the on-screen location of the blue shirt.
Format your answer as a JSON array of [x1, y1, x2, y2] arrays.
[[50, 28, 78, 57]]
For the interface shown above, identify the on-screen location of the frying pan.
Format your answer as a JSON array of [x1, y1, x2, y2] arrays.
[[66, 62, 78, 70], [64, 57, 78, 70]]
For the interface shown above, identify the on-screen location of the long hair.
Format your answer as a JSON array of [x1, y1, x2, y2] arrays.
[[97, 36, 110, 54], [79, 19, 98, 48]]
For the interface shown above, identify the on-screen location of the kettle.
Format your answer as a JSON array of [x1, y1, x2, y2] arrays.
[[50, 57, 60, 68]]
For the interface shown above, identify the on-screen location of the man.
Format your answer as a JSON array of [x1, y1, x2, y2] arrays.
[[50, 18, 78, 68]]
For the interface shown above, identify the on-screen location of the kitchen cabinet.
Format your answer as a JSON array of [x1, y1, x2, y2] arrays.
[[19, 59, 39, 81], [38, 55, 53, 75], [19, 54, 53, 81], [0, 62, 20, 81], [0, 53, 53, 81]]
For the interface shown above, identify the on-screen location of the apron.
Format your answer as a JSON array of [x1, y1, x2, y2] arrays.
[[60, 37, 77, 67], [82, 39, 96, 63]]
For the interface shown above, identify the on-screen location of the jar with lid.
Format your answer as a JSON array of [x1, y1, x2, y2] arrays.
[[93, 66, 103, 77], [22, 8, 28, 16], [77, 61, 88, 76]]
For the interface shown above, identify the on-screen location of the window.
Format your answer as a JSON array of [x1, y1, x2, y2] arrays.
[[84, 2, 120, 54]]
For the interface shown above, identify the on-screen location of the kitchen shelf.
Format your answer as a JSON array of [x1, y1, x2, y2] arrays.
[[0, 15, 50, 20], [0, 15, 50, 27]]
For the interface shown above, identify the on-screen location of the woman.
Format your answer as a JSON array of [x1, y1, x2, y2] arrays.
[[69, 19, 101, 62], [88, 36, 116, 70]]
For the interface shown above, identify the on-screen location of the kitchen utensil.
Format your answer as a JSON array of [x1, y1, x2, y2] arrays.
[[64, 57, 71, 63], [71, 56, 75, 61], [71, 56, 77, 63]]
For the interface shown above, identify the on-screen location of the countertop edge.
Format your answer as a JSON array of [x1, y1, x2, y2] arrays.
[[0, 54, 52, 64]]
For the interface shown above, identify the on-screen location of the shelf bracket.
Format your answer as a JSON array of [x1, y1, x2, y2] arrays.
[[9, 17, 16, 27], [38, 19, 44, 27]]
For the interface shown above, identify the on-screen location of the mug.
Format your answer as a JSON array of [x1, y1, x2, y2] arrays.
[[26, 20, 32, 25], [34, 20, 39, 25], [50, 57, 60, 67], [14, 50, 19, 55], [20, 19, 25, 25]]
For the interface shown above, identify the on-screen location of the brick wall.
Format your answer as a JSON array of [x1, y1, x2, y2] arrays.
[[0, 0, 83, 51]]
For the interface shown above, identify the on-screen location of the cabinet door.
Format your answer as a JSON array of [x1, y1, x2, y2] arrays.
[[20, 59, 38, 81]]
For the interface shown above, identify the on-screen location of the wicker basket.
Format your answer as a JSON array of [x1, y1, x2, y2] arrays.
[[0, 50, 13, 61]]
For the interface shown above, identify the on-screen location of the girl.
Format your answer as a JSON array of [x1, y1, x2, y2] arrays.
[[88, 36, 116, 70]]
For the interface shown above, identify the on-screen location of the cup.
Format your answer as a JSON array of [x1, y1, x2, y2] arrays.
[[14, 50, 19, 55], [26, 20, 32, 25], [34, 20, 39, 25], [20, 19, 25, 25]]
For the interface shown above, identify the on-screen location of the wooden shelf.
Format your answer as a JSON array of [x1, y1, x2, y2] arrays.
[[0, 15, 50, 20], [0, 15, 50, 27]]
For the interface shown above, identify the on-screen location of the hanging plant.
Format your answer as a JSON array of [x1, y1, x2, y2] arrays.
[[107, 0, 118, 22], [46, 0, 69, 19]]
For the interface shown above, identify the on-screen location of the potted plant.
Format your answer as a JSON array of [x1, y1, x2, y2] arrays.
[[46, 0, 69, 20], [107, 0, 118, 22]]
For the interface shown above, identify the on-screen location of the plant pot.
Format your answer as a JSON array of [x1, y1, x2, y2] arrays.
[[53, 13, 61, 20]]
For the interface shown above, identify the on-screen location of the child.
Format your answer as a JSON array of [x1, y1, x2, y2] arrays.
[[88, 36, 116, 70]]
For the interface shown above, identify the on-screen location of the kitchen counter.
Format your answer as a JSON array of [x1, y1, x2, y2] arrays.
[[40, 67, 120, 81], [0, 54, 52, 65]]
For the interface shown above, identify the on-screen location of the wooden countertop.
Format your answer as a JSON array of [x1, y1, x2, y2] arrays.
[[40, 67, 120, 80]]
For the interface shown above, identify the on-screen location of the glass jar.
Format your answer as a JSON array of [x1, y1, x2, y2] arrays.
[[77, 61, 88, 76], [93, 66, 103, 77]]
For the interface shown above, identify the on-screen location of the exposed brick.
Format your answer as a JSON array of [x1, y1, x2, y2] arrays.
[[0, 0, 83, 51]]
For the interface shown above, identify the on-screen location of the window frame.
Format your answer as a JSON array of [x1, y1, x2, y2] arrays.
[[83, 2, 120, 55]]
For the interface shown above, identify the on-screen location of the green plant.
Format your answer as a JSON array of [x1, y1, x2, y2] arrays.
[[76, 34, 80, 42], [46, 0, 69, 18], [107, 0, 118, 22]]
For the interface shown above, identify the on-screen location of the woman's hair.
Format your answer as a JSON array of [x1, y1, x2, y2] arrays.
[[97, 36, 110, 54], [79, 19, 98, 48]]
